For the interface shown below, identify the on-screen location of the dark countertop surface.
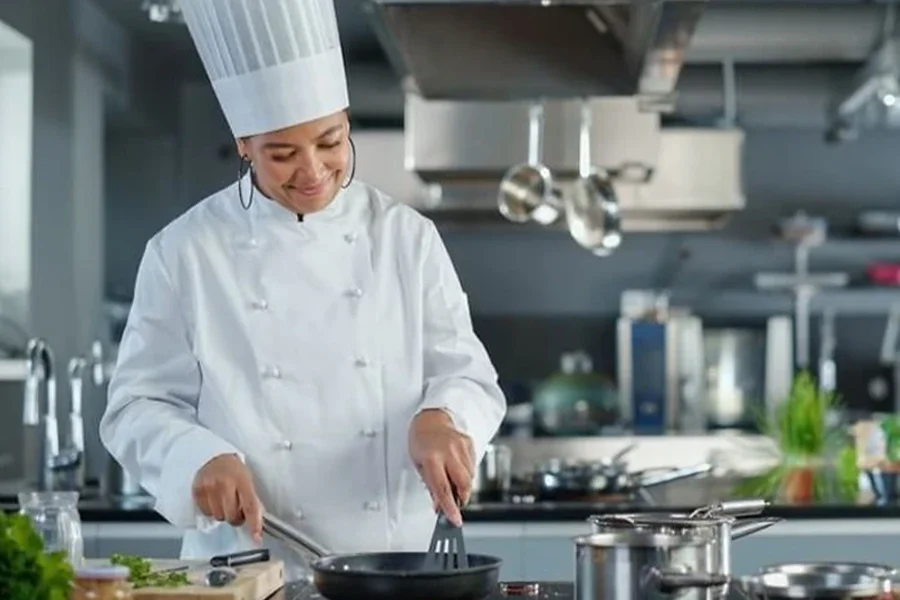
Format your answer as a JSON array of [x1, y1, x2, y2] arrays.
[[3, 473, 897, 522], [5, 488, 900, 522]]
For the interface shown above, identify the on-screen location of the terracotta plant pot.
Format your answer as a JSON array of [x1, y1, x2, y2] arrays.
[[779, 465, 816, 504]]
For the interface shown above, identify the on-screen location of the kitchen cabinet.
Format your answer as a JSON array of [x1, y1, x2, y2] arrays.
[[464, 524, 526, 581], [83, 519, 900, 579], [88, 523, 182, 559], [519, 523, 588, 582], [514, 520, 900, 580], [730, 521, 900, 573]]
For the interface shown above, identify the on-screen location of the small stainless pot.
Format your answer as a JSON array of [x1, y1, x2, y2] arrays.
[[574, 531, 727, 600], [588, 500, 782, 577]]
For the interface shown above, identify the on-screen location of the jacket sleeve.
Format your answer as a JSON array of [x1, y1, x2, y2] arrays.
[[415, 221, 507, 465], [99, 238, 242, 530]]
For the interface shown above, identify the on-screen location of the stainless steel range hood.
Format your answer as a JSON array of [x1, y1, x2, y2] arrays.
[[411, 132, 746, 232], [393, 95, 746, 231], [363, 0, 709, 106]]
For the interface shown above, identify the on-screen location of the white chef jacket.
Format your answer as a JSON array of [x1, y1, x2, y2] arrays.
[[99, 177, 506, 574]]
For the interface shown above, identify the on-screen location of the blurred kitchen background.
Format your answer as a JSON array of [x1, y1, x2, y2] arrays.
[[3, 0, 900, 494]]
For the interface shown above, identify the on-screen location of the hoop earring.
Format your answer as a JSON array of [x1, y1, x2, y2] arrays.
[[341, 136, 357, 189], [237, 154, 255, 210]]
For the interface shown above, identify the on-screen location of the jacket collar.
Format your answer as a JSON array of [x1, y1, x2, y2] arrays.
[[238, 172, 367, 237]]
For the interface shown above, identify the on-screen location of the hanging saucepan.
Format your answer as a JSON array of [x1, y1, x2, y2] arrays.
[[498, 102, 561, 225], [564, 99, 622, 256], [261, 513, 502, 600]]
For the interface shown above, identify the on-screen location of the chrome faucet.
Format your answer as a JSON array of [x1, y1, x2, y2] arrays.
[[90, 340, 107, 386], [66, 356, 88, 489], [22, 338, 60, 491]]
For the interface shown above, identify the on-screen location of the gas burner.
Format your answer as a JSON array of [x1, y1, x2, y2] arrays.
[[501, 582, 541, 596], [497, 582, 574, 600]]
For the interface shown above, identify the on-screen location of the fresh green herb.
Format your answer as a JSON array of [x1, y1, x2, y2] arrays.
[[109, 553, 190, 588], [733, 370, 858, 502], [0, 511, 74, 600], [765, 371, 842, 456]]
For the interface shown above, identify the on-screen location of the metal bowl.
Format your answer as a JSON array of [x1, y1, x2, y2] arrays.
[[742, 562, 895, 599]]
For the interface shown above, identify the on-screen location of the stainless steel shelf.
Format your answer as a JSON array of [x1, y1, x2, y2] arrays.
[[683, 288, 900, 318]]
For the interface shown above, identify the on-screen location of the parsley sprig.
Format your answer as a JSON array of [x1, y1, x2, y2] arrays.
[[109, 553, 190, 588], [0, 511, 74, 600]]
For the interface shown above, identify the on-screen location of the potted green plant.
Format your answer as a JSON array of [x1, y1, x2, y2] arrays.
[[734, 370, 858, 503]]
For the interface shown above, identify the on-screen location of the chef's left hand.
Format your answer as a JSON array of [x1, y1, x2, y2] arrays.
[[408, 409, 474, 527]]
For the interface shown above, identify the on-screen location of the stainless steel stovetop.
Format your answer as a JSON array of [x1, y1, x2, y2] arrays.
[[272, 581, 575, 600]]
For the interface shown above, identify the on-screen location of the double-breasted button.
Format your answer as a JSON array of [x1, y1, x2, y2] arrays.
[[261, 365, 282, 378], [354, 357, 369, 367], [344, 232, 357, 244], [280, 439, 293, 450], [360, 429, 377, 438], [247, 237, 259, 248], [363, 501, 381, 511], [250, 299, 269, 310], [346, 288, 364, 299]]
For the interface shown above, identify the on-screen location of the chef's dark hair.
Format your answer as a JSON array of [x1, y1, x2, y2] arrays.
[[237, 108, 356, 210]]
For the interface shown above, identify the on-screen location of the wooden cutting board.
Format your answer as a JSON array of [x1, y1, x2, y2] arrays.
[[85, 558, 285, 600]]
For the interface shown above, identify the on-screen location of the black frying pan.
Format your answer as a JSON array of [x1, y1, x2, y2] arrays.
[[313, 552, 501, 600], [262, 513, 502, 600]]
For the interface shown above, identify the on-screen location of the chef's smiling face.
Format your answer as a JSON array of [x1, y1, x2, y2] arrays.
[[236, 110, 351, 215]]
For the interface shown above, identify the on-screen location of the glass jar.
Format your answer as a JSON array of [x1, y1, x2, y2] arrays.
[[18, 490, 84, 566], [72, 566, 133, 600]]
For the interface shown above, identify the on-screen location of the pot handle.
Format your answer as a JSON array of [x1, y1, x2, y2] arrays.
[[655, 570, 730, 593], [732, 516, 783, 540], [691, 498, 768, 518], [639, 463, 713, 488]]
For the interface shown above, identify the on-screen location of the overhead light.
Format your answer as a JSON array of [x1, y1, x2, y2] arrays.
[[141, 0, 184, 24]]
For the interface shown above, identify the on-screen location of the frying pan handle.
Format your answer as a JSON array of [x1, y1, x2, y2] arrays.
[[262, 513, 331, 558]]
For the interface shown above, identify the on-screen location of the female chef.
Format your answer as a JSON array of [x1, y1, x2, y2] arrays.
[[99, 0, 506, 571]]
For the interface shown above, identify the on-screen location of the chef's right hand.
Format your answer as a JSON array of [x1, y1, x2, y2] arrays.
[[192, 453, 264, 544]]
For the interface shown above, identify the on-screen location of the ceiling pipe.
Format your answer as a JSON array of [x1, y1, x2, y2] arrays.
[[687, 3, 885, 63], [675, 64, 859, 129]]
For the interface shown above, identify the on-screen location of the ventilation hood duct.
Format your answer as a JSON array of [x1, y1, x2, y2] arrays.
[[392, 95, 745, 231], [364, 0, 708, 106]]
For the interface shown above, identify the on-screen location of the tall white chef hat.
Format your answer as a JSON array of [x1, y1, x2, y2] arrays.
[[180, 0, 349, 138]]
